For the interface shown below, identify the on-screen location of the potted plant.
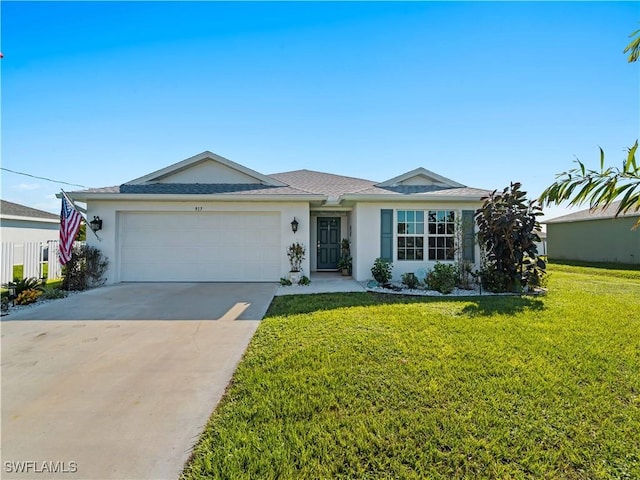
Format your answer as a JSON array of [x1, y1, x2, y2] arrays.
[[337, 256, 352, 276], [341, 238, 350, 256], [286, 242, 306, 283]]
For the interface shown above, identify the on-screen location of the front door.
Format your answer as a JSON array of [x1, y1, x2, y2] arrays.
[[317, 217, 341, 269]]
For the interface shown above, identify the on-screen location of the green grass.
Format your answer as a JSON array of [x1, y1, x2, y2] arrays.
[[182, 264, 640, 479]]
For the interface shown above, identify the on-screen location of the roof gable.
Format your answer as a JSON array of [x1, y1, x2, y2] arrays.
[[376, 168, 465, 189], [125, 151, 287, 187]]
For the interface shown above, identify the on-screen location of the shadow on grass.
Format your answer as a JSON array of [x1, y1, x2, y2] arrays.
[[265, 292, 545, 318]]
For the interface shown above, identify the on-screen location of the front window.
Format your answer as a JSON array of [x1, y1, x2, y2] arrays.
[[397, 210, 424, 260], [397, 209, 455, 261]]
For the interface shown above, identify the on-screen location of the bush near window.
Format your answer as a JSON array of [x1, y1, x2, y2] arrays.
[[401, 272, 419, 289], [371, 258, 393, 284], [475, 182, 546, 292], [62, 245, 109, 291], [426, 262, 458, 294]]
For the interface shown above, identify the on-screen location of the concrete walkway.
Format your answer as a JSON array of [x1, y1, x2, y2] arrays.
[[275, 272, 366, 296], [1, 283, 277, 480]]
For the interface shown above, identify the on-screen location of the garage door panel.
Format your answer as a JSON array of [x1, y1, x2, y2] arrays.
[[119, 212, 281, 281]]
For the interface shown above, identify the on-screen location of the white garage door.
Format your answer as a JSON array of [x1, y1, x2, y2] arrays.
[[119, 212, 281, 281]]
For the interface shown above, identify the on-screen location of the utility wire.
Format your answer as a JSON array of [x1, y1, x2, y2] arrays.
[[1, 167, 89, 189]]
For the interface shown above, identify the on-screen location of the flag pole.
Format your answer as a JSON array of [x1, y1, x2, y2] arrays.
[[60, 189, 101, 241]]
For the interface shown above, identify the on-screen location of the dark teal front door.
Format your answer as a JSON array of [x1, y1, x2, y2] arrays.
[[317, 217, 341, 269]]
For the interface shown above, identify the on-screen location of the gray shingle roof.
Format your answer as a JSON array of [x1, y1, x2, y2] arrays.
[[544, 201, 640, 224], [268, 170, 376, 197], [1, 200, 59, 220], [120, 184, 281, 194]]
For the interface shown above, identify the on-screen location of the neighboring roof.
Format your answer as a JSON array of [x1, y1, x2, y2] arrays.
[[0, 200, 59, 221], [544, 201, 640, 224]]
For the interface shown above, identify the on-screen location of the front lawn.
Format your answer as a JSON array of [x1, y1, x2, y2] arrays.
[[182, 264, 640, 479]]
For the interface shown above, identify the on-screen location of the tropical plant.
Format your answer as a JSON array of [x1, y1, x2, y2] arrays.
[[279, 277, 293, 286], [298, 275, 311, 286], [15, 288, 42, 305], [2, 277, 43, 296], [371, 257, 393, 284], [539, 142, 640, 230], [624, 26, 640, 63], [286, 242, 306, 272], [539, 30, 640, 229], [401, 272, 419, 290], [475, 182, 546, 292], [337, 256, 352, 273], [426, 262, 458, 294], [62, 245, 109, 291]]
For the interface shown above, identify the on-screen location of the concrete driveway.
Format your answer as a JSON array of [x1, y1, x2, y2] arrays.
[[1, 283, 277, 480]]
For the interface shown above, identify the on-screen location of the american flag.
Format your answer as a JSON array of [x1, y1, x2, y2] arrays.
[[59, 191, 83, 265]]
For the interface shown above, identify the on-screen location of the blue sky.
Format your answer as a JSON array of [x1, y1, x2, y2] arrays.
[[2, 1, 638, 221]]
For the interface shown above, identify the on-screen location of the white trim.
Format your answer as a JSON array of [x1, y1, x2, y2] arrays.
[[376, 167, 465, 188], [66, 192, 326, 202], [125, 151, 288, 187]]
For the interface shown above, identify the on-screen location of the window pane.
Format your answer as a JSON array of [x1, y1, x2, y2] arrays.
[[446, 223, 455, 235], [398, 237, 406, 247], [407, 237, 415, 247], [416, 211, 424, 222], [428, 224, 436, 234], [437, 211, 445, 222], [428, 211, 436, 223], [416, 224, 424, 234], [407, 223, 414, 234], [406, 250, 415, 260], [437, 249, 445, 260], [437, 237, 444, 247], [407, 211, 414, 222], [428, 248, 436, 260], [416, 249, 424, 260], [446, 238, 454, 248], [428, 237, 436, 247], [416, 237, 424, 247], [398, 211, 405, 222], [398, 250, 405, 260], [437, 223, 445, 235], [398, 223, 406, 234]]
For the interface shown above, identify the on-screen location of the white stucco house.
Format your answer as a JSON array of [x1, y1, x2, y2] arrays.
[[66, 151, 491, 284]]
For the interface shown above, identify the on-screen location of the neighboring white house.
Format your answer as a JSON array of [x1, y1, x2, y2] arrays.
[[66, 151, 491, 284], [1, 200, 60, 244]]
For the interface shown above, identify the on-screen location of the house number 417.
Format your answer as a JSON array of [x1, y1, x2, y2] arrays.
[[194, 206, 203, 212]]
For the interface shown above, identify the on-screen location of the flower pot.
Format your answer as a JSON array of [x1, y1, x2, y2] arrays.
[[288, 271, 301, 284]]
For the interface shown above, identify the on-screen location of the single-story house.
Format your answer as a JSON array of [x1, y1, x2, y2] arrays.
[[1, 200, 60, 244], [66, 151, 491, 284], [544, 201, 640, 265]]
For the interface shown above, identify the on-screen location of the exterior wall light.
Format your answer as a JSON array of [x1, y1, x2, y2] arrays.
[[291, 217, 299, 234], [89, 216, 103, 232]]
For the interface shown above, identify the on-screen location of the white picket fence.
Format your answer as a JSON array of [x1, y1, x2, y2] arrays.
[[1, 241, 63, 284]]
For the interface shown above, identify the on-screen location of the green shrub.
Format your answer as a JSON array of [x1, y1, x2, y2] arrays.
[[62, 245, 109, 291], [371, 258, 393, 284], [427, 262, 458, 294], [279, 277, 293, 286], [401, 272, 419, 289], [299, 275, 311, 286], [40, 286, 68, 300], [479, 267, 512, 293], [15, 288, 42, 305]]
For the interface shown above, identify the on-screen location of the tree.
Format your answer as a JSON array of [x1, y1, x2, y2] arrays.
[[539, 29, 640, 229], [623, 27, 640, 63], [539, 142, 640, 229], [475, 182, 546, 292]]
